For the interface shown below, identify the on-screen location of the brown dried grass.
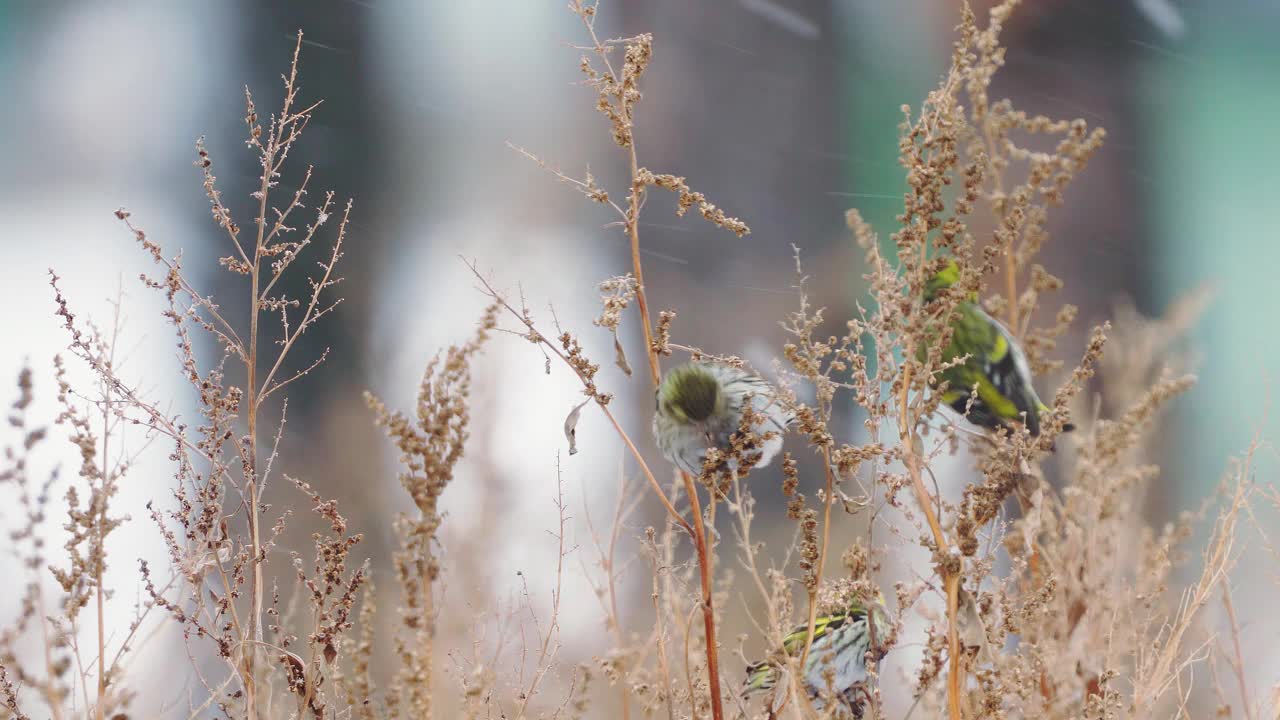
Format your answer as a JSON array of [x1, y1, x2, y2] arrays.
[[0, 3, 1271, 720]]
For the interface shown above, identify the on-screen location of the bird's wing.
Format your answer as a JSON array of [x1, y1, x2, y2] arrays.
[[957, 304, 1038, 424], [780, 612, 850, 656], [742, 659, 779, 695], [743, 612, 852, 696]]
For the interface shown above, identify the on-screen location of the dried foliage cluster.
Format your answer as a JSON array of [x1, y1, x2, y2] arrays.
[[0, 3, 1273, 720]]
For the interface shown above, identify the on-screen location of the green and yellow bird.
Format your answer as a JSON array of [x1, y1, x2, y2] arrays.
[[742, 596, 890, 717], [921, 261, 1071, 436]]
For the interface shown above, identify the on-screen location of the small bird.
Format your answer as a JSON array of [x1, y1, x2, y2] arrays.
[[743, 596, 891, 717], [652, 362, 792, 475], [922, 261, 1071, 436]]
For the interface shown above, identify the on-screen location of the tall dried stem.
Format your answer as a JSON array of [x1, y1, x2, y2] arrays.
[[91, 301, 122, 720], [898, 366, 964, 719], [511, 6, 750, 713]]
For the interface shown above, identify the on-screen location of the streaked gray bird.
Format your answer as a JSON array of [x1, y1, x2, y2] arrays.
[[652, 362, 792, 475], [743, 596, 891, 717]]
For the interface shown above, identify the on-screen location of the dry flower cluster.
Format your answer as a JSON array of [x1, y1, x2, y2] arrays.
[[0, 2, 1273, 720]]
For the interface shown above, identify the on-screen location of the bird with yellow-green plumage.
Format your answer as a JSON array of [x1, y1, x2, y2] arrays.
[[922, 260, 1072, 436], [741, 595, 891, 717]]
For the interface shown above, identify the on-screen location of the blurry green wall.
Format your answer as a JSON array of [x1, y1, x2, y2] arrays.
[[1144, 8, 1280, 494]]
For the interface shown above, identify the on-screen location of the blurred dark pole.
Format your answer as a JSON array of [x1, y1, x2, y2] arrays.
[[214, 0, 391, 568], [999, 0, 1150, 322], [216, 0, 383, 419], [613, 0, 844, 377], [617, 0, 845, 511], [619, 1, 843, 269]]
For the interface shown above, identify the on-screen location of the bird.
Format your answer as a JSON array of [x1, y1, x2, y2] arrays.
[[652, 361, 792, 475], [921, 260, 1072, 436], [743, 596, 891, 717]]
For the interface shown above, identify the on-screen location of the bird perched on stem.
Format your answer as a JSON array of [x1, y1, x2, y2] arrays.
[[743, 595, 891, 717], [652, 362, 792, 475], [922, 260, 1072, 436]]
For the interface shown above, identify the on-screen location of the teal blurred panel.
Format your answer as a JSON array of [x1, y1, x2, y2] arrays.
[[0, 5, 9, 95], [833, 2, 940, 261], [831, 5, 940, 419], [1143, 27, 1280, 496]]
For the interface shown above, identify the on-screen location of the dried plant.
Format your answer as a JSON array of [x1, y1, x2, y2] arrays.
[[0, 2, 1270, 720], [363, 303, 497, 718], [462, 2, 1260, 719], [1, 366, 71, 720], [42, 31, 366, 720]]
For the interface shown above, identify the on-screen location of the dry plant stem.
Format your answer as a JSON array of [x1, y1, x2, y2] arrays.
[[35, 590, 63, 720], [642, 518, 681, 720], [629, 165, 660, 385], [899, 367, 963, 720], [240, 48, 286, 720], [564, 6, 728, 715], [572, 0, 660, 387], [604, 473, 633, 720], [618, 101, 725, 720], [1221, 580, 1255, 720], [797, 447, 836, 673], [514, 461, 569, 719], [623, 169, 725, 718], [419, 564, 434, 718], [731, 478, 780, 637], [22, 410, 66, 720], [650, 564, 676, 720], [242, 193, 263, 720], [1130, 448, 1252, 714], [627, 194, 726, 720], [93, 322, 117, 720], [50, 29, 360, 718], [729, 477, 804, 716], [470, 268, 722, 717], [681, 603, 704, 719], [468, 264, 690, 538], [680, 469, 724, 720], [982, 87, 1050, 599], [662, 364, 725, 715], [1004, 254, 1018, 331], [656, 505, 696, 719], [241, 35, 327, 718], [984, 120, 1019, 333]]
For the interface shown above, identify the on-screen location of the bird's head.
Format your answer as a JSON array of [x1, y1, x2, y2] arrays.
[[856, 590, 893, 653], [845, 589, 887, 617], [924, 259, 960, 302], [657, 364, 725, 426]]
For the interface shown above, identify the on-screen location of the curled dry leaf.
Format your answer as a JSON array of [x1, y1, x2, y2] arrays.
[[614, 336, 632, 377], [564, 398, 591, 456]]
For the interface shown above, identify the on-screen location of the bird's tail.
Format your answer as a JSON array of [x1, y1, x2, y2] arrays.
[[742, 660, 777, 697]]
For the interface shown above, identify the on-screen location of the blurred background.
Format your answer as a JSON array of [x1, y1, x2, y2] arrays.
[[0, 0, 1276, 716]]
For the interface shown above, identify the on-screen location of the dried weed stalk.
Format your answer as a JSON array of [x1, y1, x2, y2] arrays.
[[0, 2, 1270, 720], [474, 1, 1262, 719], [364, 303, 497, 718], [499, 1, 757, 716], [0, 299, 172, 719], [1, 367, 74, 720], [45, 31, 366, 720]]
